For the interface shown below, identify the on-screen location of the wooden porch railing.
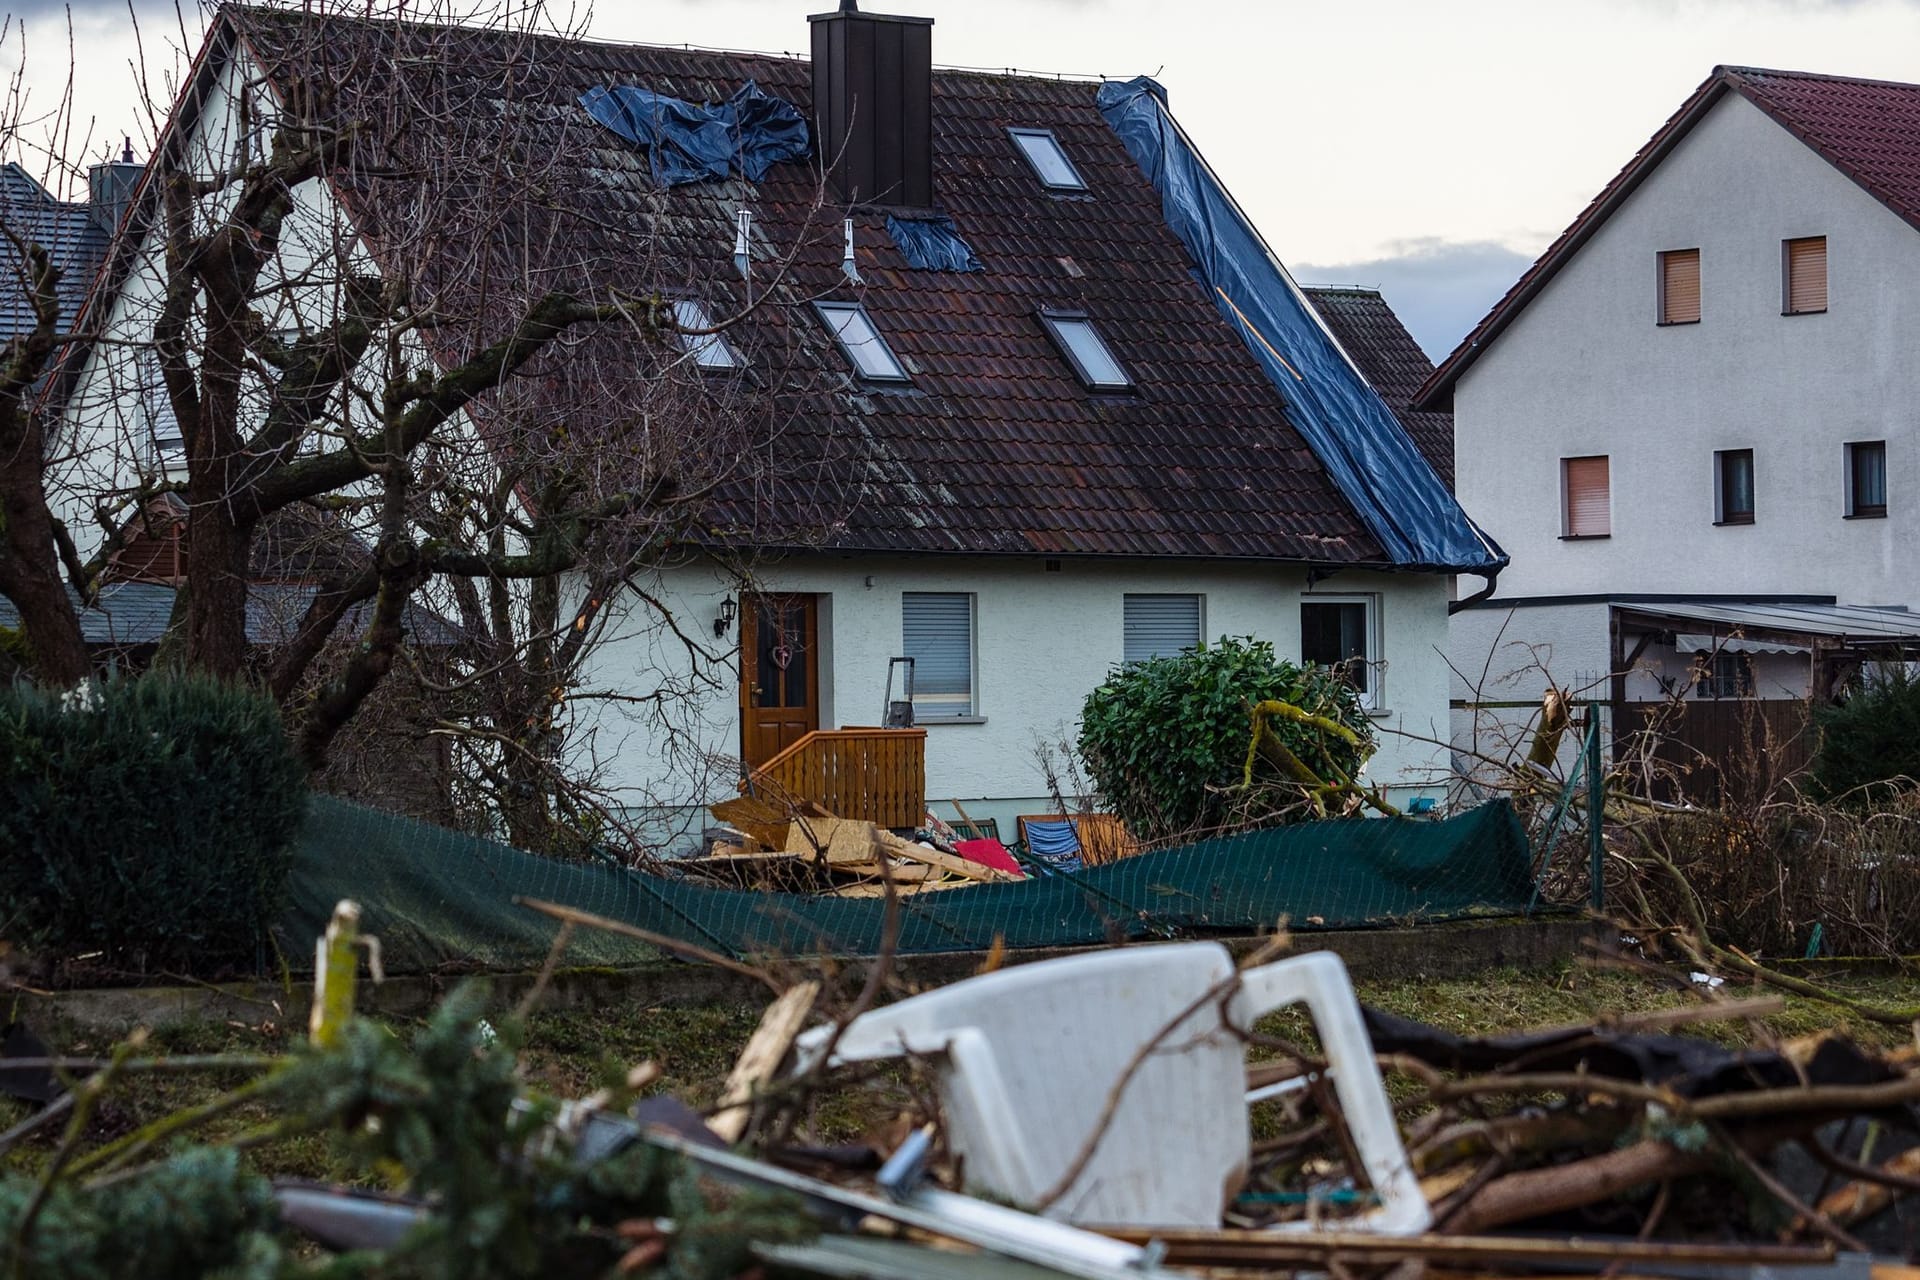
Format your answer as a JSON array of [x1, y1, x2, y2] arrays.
[[747, 727, 927, 830]]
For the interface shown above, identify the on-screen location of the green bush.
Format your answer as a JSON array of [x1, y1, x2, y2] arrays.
[[1812, 665, 1920, 802], [0, 673, 307, 974], [1077, 636, 1375, 842]]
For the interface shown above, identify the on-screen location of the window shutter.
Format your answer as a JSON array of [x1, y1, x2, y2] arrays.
[[903, 592, 973, 717], [1660, 249, 1700, 324], [1123, 594, 1201, 664], [1786, 237, 1827, 314], [1564, 456, 1611, 537]]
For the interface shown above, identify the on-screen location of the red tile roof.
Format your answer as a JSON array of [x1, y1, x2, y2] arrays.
[[1419, 66, 1920, 410], [1303, 287, 1452, 489], [223, 7, 1401, 566]]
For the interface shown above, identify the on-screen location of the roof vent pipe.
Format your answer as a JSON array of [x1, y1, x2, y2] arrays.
[[808, 4, 933, 207], [733, 208, 752, 281], [841, 217, 861, 284]]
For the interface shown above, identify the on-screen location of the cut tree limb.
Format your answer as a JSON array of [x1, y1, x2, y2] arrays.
[[709, 980, 820, 1144]]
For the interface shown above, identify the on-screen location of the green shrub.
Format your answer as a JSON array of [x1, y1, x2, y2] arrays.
[[1077, 636, 1375, 841], [0, 673, 307, 974], [1812, 665, 1920, 802]]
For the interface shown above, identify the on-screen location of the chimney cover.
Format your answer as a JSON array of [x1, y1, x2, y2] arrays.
[[809, 5, 934, 208]]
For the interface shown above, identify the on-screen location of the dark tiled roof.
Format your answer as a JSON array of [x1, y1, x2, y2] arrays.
[[0, 164, 108, 345], [1302, 287, 1452, 489], [1421, 66, 1920, 408], [0, 580, 464, 648], [223, 8, 1392, 566]]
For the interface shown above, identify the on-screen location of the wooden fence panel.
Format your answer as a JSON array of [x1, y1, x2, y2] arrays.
[[1615, 699, 1816, 806], [752, 728, 927, 829]]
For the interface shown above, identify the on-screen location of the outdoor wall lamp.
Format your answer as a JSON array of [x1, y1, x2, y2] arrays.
[[714, 596, 738, 638]]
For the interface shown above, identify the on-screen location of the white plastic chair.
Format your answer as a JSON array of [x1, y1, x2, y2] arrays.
[[792, 942, 1428, 1233]]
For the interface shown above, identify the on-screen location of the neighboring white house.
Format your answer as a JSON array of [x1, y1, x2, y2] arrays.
[[44, 3, 1499, 845], [1422, 66, 1920, 794]]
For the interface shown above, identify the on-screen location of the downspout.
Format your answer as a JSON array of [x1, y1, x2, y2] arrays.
[[1447, 568, 1501, 616]]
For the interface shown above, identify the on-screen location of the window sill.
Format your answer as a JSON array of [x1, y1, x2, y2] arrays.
[[1364, 706, 1392, 720], [1781, 309, 1827, 317], [1845, 510, 1887, 521], [1559, 533, 1611, 541], [1656, 318, 1700, 327], [920, 715, 988, 726], [1712, 517, 1754, 527]]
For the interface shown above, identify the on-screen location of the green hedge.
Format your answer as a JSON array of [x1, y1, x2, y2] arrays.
[[1078, 636, 1374, 842], [0, 674, 307, 973], [1813, 665, 1920, 802]]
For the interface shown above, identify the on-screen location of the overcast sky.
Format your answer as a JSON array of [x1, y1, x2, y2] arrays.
[[9, 0, 1920, 358]]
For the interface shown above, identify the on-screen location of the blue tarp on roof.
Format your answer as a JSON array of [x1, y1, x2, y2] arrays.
[[1096, 77, 1506, 575], [580, 81, 810, 187], [886, 215, 984, 272]]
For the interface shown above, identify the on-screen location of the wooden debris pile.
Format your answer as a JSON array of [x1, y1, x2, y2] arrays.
[[682, 796, 1021, 897]]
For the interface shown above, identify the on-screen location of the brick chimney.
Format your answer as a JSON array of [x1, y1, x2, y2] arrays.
[[808, 1, 933, 208]]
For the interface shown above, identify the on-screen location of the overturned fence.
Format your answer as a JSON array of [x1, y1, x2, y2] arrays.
[[279, 795, 1539, 973]]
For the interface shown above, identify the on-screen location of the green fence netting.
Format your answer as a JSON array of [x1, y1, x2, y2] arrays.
[[279, 795, 1537, 972]]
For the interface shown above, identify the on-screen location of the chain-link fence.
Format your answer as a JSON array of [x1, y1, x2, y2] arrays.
[[280, 794, 1539, 972]]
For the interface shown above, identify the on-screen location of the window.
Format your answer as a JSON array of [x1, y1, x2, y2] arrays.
[[1123, 594, 1202, 664], [1301, 595, 1377, 706], [1695, 651, 1753, 700], [1009, 128, 1086, 191], [1784, 236, 1827, 315], [1040, 310, 1131, 391], [815, 301, 909, 382], [1562, 455, 1611, 538], [1847, 440, 1886, 518], [150, 432, 187, 479], [1715, 449, 1754, 525], [1658, 248, 1700, 325], [903, 592, 974, 719], [670, 298, 740, 370]]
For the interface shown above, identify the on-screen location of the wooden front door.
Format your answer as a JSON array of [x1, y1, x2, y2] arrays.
[[741, 593, 820, 769]]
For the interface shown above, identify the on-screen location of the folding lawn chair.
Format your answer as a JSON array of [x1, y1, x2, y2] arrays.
[[792, 943, 1428, 1234]]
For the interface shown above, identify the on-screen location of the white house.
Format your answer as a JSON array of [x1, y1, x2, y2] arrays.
[[1423, 66, 1920, 795], [45, 3, 1500, 845]]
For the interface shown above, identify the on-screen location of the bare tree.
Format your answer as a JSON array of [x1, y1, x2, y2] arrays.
[[0, 11, 98, 686], [3, 0, 858, 846]]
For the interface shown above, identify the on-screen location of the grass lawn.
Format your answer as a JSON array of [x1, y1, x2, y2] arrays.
[[4, 957, 1916, 1183]]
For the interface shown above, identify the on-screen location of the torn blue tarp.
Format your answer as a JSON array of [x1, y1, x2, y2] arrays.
[[1096, 77, 1506, 575], [580, 81, 810, 187], [885, 215, 984, 272]]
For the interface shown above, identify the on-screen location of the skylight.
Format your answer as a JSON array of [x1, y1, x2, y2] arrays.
[[670, 298, 741, 370], [815, 301, 910, 382], [1010, 128, 1086, 191], [1041, 311, 1131, 391]]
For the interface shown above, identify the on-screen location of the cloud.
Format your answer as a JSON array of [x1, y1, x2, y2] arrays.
[[1292, 238, 1540, 362]]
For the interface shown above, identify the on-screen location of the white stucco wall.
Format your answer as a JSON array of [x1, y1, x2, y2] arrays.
[[1452, 90, 1920, 606], [578, 555, 1455, 846]]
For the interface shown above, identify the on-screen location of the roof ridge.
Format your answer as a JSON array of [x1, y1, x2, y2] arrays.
[[228, 3, 1114, 86], [1719, 63, 1920, 93]]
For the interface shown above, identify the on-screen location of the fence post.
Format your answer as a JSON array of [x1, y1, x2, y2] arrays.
[[1586, 711, 1605, 913]]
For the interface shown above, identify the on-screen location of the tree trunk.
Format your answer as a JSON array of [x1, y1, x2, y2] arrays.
[[0, 451, 92, 686], [182, 488, 255, 677]]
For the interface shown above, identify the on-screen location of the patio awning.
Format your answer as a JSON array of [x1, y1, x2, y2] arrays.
[[1619, 599, 1920, 652]]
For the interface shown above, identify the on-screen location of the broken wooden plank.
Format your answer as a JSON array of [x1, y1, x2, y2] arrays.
[[709, 796, 794, 850], [709, 980, 821, 1144], [786, 816, 884, 866], [1095, 1227, 1834, 1269], [876, 830, 1012, 884]]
